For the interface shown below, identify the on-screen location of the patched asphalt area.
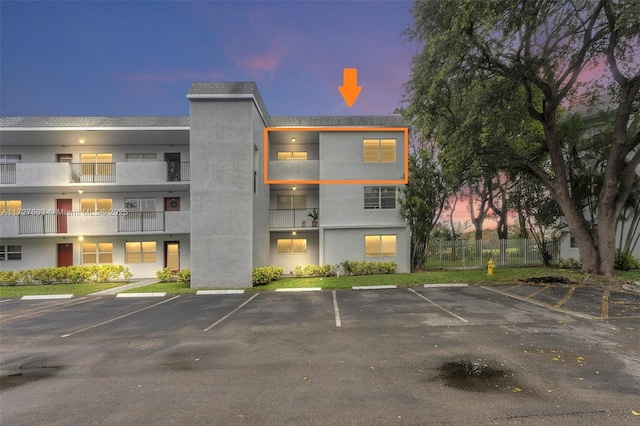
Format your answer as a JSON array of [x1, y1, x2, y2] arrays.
[[488, 283, 640, 319]]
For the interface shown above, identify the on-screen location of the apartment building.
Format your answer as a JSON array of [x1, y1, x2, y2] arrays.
[[0, 82, 410, 287]]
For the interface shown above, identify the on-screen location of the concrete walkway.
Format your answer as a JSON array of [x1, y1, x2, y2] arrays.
[[89, 278, 158, 296]]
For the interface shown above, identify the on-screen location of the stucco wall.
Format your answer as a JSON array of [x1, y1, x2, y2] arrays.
[[0, 236, 190, 277], [321, 226, 410, 273], [189, 99, 255, 287], [269, 231, 320, 274]]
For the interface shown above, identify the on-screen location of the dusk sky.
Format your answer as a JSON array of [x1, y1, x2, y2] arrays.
[[1, 1, 418, 117]]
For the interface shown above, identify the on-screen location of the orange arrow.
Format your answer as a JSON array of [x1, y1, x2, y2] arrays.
[[339, 68, 362, 108]]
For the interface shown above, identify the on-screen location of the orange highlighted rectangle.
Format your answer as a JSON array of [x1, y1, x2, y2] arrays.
[[263, 127, 409, 185]]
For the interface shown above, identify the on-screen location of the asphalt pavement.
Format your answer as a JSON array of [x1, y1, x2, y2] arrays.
[[1, 284, 639, 425]]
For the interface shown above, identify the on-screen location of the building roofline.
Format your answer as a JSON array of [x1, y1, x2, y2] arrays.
[[0, 116, 190, 130]]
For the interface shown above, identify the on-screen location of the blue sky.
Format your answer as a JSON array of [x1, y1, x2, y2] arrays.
[[1, 1, 418, 117]]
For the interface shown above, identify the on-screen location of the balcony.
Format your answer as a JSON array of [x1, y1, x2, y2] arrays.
[[268, 160, 319, 182], [270, 209, 319, 229], [2, 211, 190, 237], [0, 162, 190, 188], [117, 212, 165, 232], [0, 164, 16, 184]]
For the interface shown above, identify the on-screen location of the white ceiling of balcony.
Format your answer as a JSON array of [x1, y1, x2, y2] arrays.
[[0, 129, 189, 147]]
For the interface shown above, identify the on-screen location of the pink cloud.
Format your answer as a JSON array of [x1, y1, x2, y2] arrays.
[[235, 38, 291, 80]]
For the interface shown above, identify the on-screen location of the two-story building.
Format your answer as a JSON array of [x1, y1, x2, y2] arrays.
[[0, 82, 410, 287]]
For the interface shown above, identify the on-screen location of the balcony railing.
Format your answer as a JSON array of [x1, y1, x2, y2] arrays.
[[71, 163, 116, 183], [0, 164, 17, 184], [167, 161, 190, 182], [270, 209, 319, 228], [19, 214, 58, 234], [118, 212, 165, 232]]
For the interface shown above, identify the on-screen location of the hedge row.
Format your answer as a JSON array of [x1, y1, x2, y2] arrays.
[[0, 265, 133, 286], [340, 261, 397, 276]]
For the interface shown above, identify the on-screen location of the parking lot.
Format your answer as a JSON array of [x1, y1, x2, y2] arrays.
[[1, 284, 639, 425]]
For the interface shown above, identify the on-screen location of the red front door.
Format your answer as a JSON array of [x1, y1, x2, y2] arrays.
[[56, 199, 72, 233], [57, 243, 73, 267], [164, 197, 180, 212]]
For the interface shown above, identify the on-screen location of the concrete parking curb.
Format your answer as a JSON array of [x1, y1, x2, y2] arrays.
[[116, 293, 166, 298], [21, 295, 74, 300], [197, 290, 245, 295], [423, 283, 469, 288], [275, 287, 322, 292]]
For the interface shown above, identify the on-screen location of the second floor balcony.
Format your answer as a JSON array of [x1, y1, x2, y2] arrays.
[[1, 211, 190, 237], [0, 161, 190, 186], [270, 209, 319, 229]]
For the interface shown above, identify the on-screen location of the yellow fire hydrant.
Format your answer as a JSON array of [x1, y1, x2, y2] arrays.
[[487, 258, 496, 275]]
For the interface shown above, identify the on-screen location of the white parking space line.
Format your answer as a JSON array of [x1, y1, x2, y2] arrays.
[[203, 293, 260, 332], [407, 288, 469, 323], [0, 297, 94, 321], [480, 286, 598, 320], [60, 295, 181, 338], [332, 290, 342, 327]]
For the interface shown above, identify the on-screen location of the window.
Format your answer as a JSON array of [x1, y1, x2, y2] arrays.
[[365, 235, 396, 257], [277, 195, 306, 210], [0, 154, 21, 163], [277, 151, 308, 161], [0, 200, 21, 215], [80, 199, 112, 213], [0, 245, 22, 261], [277, 239, 307, 254], [125, 198, 156, 211], [125, 153, 157, 162], [82, 243, 113, 264], [363, 139, 396, 163], [81, 153, 113, 175], [125, 241, 156, 263], [364, 186, 396, 209]]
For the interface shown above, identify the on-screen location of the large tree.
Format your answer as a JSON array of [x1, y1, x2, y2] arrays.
[[405, 0, 640, 275]]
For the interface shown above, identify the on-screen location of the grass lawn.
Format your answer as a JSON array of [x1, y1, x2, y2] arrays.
[[249, 267, 638, 292], [120, 281, 194, 294], [0, 282, 127, 298], [2, 268, 637, 297]]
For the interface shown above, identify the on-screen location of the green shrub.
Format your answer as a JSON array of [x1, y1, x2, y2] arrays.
[[17, 269, 35, 285], [177, 268, 191, 283], [341, 260, 397, 276], [156, 267, 176, 283], [0, 270, 19, 286], [65, 266, 91, 284], [252, 266, 284, 286], [614, 250, 637, 271], [32, 267, 58, 285], [293, 264, 332, 277], [557, 258, 581, 269]]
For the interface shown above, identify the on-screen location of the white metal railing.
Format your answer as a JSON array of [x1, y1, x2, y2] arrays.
[[0, 164, 17, 184], [420, 239, 560, 269], [270, 209, 319, 228]]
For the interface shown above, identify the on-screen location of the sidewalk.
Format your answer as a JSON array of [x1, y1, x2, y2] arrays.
[[89, 278, 158, 296]]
